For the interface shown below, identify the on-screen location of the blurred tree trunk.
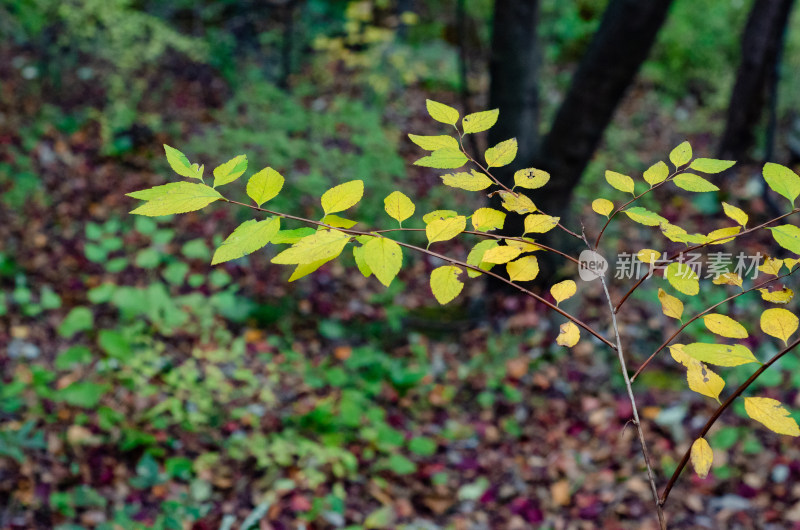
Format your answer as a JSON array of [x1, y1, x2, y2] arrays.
[[718, 0, 796, 161]]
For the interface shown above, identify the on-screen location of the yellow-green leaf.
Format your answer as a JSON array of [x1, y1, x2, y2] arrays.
[[637, 249, 661, 264], [321, 180, 364, 215], [592, 198, 614, 216], [213, 154, 248, 187], [163, 144, 197, 179], [703, 313, 748, 339], [426, 215, 466, 246], [430, 265, 464, 304], [423, 210, 458, 223], [643, 160, 669, 186], [272, 229, 350, 265], [353, 245, 372, 278], [689, 158, 735, 173], [426, 99, 459, 125], [471, 208, 506, 231], [408, 134, 459, 151], [466, 240, 498, 278], [758, 257, 784, 276], [247, 167, 285, 207], [690, 438, 714, 478], [669, 141, 692, 167], [682, 342, 758, 367], [658, 288, 683, 320], [129, 182, 222, 217], [759, 287, 794, 304], [768, 224, 800, 254], [211, 217, 281, 265], [462, 109, 499, 134], [482, 245, 523, 264], [721, 202, 748, 227], [763, 162, 800, 206], [744, 397, 800, 436], [705, 226, 741, 245], [498, 191, 537, 214], [673, 173, 719, 192], [624, 206, 668, 226], [506, 255, 539, 281], [441, 170, 493, 191], [556, 321, 580, 347], [661, 223, 707, 244], [514, 168, 550, 190], [363, 237, 403, 287], [523, 214, 559, 234], [605, 170, 635, 194], [384, 191, 415, 225], [287, 256, 336, 282], [760, 307, 798, 344], [665, 262, 699, 296], [551, 280, 576, 305], [414, 148, 468, 169], [484, 138, 518, 168]]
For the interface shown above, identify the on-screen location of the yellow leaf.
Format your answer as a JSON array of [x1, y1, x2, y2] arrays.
[[658, 288, 684, 320], [384, 191, 415, 225], [462, 109, 499, 134], [523, 214, 559, 234], [760, 308, 798, 344], [643, 160, 669, 186], [605, 170, 635, 194], [686, 362, 725, 403], [556, 321, 580, 347], [690, 438, 713, 478], [705, 226, 740, 245], [471, 208, 506, 231], [272, 229, 350, 265], [665, 262, 699, 296], [637, 249, 661, 264], [506, 256, 539, 281], [426, 216, 466, 246], [422, 210, 457, 223], [321, 214, 358, 229], [441, 170, 493, 191], [430, 265, 464, 304], [682, 342, 759, 367], [408, 134, 459, 151], [744, 397, 800, 436], [758, 287, 794, 304], [669, 141, 692, 167], [484, 138, 518, 168], [786, 258, 800, 270], [352, 245, 372, 278], [482, 245, 523, 264], [426, 99, 459, 125], [758, 257, 784, 276], [506, 239, 541, 252], [690, 158, 735, 173], [591, 198, 614, 216], [247, 167, 285, 207], [712, 272, 743, 288], [498, 191, 537, 214], [321, 180, 364, 215], [721, 202, 748, 227], [551, 280, 577, 305], [128, 182, 222, 217], [514, 168, 550, 189], [466, 240, 498, 278], [703, 313, 748, 339], [362, 237, 403, 287]]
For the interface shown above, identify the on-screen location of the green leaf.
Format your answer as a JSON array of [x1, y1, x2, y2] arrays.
[[768, 225, 800, 254], [211, 217, 281, 265], [58, 307, 94, 338], [363, 237, 403, 287], [56, 381, 109, 408], [623, 206, 668, 226], [287, 256, 336, 282], [441, 170, 493, 191], [484, 138, 517, 168], [272, 229, 351, 265], [682, 343, 759, 367], [514, 168, 550, 189], [414, 148, 468, 169], [462, 109, 499, 134], [426, 216, 466, 246], [466, 240, 498, 278], [426, 99, 459, 125], [408, 436, 437, 456], [213, 155, 248, 187], [673, 173, 719, 192], [163, 144, 197, 179], [665, 262, 699, 296], [383, 191, 415, 225], [129, 182, 222, 217], [763, 162, 800, 206], [605, 170, 635, 194], [669, 141, 692, 167], [321, 180, 364, 215], [430, 265, 464, 304], [689, 158, 735, 173], [55, 346, 92, 370], [246, 167, 285, 207], [407, 134, 459, 151], [353, 244, 372, 278], [643, 161, 669, 186], [272, 227, 316, 244]]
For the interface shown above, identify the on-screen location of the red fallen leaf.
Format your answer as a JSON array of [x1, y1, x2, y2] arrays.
[[290, 494, 312, 512]]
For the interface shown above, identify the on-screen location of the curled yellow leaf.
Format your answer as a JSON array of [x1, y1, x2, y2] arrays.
[[556, 321, 580, 347]]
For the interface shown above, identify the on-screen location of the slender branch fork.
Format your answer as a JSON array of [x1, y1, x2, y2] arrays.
[[659, 337, 800, 505]]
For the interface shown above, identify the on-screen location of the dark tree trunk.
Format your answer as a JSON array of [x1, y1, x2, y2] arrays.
[[718, 0, 796, 160]]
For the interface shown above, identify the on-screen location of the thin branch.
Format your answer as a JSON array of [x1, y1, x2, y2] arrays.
[[631, 268, 799, 381], [222, 198, 616, 350], [660, 336, 800, 506]]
